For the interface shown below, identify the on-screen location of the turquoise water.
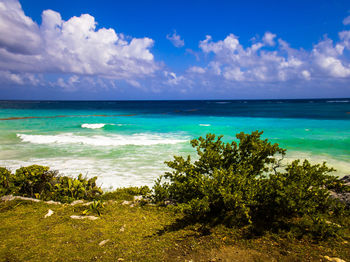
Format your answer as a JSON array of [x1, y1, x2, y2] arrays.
[[0, 100, 349, 189]]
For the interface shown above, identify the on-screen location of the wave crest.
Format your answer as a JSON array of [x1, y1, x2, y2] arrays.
[[81, 123, 106, 129], [17, 133, 187, 146]]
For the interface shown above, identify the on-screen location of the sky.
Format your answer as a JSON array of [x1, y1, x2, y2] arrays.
[[0, 0, 350, 100]]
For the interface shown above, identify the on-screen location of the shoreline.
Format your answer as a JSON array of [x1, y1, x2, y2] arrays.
[[0, 150, 349, 191]]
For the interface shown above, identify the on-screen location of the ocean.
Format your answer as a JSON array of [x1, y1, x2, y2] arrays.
[[0, 99, 349, 190]]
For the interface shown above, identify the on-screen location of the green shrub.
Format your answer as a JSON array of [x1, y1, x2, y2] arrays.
[[0, 167, 13, 196], [153, 131, 348, 239], [256, 160, 338, 222], [13, 165, 58, 199], [53, 174, 102, 203], [0, 165, 102, 203]]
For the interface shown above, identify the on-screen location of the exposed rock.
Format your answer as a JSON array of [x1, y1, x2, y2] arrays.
[[70, 215, 99, 220], [120, 224, 126, 232], [70, 200, 84, 206], [1, 195, 15, 201], [121, 200, 132, 205], [46, 200, 61, 205], [82, 201, 94, 206], [323, 255, 346, 262], [99, 239, 110, 246], [1, 195, 41, 202], [44, 209, 54, 218]]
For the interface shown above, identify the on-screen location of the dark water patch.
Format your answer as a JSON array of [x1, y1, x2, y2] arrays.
[[0, 114, 137, 121], [0, 99, 350, 120]]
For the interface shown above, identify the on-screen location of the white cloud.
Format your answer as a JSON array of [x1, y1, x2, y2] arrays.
[[0, 70, 41, 85], [0, 0, 159, 83], [192, 24, 350, 86], [166, 31, 185, 48], [187, 66, 205, 74], [301, 70, 311, 80], [164, 71, 186, 85], [311, 35, 350, 78], [198, 32, 306, 82], [0, 0, 42, 55], [126, 79, 141, 88], [343, 15, 350, 25], [262, 32, 276, 46]]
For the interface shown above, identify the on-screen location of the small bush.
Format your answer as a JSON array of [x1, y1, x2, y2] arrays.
[[83, 200, 105, 216], [53, 174, 102, 203], [0, 167, 13, 196], [0, 165, 102, 203], [13, 165, 58, 199], [153, 131, 348, 239]]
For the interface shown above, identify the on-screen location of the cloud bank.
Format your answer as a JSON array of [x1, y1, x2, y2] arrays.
[[162, 28, 350, 97], [0, 0, 158, 82]]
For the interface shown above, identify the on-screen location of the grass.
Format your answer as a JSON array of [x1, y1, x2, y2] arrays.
[[0, 195, 349, 262]]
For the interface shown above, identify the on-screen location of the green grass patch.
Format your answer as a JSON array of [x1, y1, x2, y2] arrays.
[[0, 199, 349, 261]]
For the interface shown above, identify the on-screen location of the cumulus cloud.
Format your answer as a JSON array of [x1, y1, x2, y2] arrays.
[[193, 26, 350, 84], [198, 33, 307, 82], [0, 0, 42, 55], [166, 31, 185, 48], [0, 0, 159, 83]]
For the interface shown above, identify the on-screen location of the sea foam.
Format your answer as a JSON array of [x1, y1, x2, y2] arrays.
[[17, 133, 187, 146], [81, 123, 106, 129]]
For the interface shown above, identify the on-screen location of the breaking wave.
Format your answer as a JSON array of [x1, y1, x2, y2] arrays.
[[17, 133, 187, 146], [81, 123, 106, 129]]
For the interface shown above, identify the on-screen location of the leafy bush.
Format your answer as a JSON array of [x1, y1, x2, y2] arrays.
[[53, 174, 102, 203], [0, 167, 13, 196], [13, 165, 58, 199], [0, 165, 102, 203], [153, 131, 348, 239]]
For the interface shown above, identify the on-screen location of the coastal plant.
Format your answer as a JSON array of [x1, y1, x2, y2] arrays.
[[12, 165, 58, 199], [153, 131, 348, 239], [82, 200, 105, 216], [0, 165, 103, 203], [53, 174, 103, 203], [0, 167, 14, 196], [154, 131, 286, 222]]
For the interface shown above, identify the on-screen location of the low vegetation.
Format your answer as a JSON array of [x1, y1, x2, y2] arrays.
[[0, 165, 102, 203], [154, 131, 349, 240], [0, 130, 349, 260]]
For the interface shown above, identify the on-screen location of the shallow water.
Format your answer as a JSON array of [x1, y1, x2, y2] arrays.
[[0, 99, 349, 189]]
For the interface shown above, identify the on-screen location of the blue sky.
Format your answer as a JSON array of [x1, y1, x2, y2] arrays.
[[0, 0, 350, 99]]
